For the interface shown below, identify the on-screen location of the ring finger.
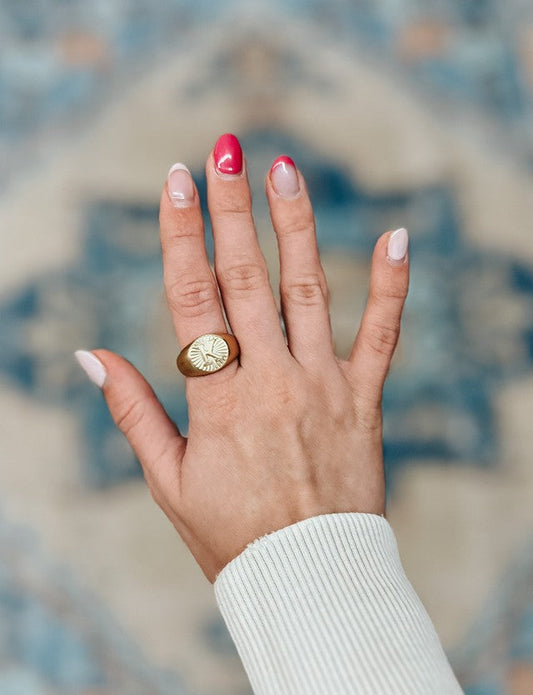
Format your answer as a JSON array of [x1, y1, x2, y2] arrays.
[[266, 156, 334, 368]]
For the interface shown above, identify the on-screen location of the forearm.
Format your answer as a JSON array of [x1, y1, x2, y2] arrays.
[[214, 513, 463, 695]]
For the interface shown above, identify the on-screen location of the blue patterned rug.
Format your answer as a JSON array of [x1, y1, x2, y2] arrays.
[[2, 2, 533, 693]]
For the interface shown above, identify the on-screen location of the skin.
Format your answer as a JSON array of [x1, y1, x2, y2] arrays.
[[93, 146, 409, 583]]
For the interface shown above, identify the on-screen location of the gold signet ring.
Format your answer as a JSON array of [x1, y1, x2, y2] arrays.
[[176, 333, 240, 377]]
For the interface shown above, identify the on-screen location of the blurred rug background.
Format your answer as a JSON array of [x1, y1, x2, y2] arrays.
[[1, 1, 533, 694]]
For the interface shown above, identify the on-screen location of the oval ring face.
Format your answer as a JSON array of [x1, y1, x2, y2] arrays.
[[187, 334, 230, 372]]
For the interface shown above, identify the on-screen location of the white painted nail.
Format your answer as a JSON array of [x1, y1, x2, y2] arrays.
[[167, 163, 194, 208], [387, 227, 409, 266], [75, 350, 107, 388]]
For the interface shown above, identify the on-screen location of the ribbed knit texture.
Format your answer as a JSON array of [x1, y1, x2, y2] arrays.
[[214, 513, 463, 695]]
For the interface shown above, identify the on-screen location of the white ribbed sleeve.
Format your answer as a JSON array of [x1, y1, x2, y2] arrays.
[[214, 513, 463, 695]]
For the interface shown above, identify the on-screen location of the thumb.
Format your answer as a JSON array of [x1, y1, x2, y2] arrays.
[[74, 349, 186, 495]]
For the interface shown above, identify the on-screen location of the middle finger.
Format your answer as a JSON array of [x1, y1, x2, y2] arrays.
[[206, 134, 287, 363]]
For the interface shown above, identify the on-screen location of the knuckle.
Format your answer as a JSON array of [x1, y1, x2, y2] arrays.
[[212, 194, 252, 217], [372, 280, 408, 303], [218, 262, 268, 295], [327, 391, 354, 426], [281, 274, 327, 307], [278, 215, 314, 238], [364, 320, 400, 358], [166, 275, 219, 318], [164, 226, 198, 242], [114, 397, 146, 438], [160, 211, 200, 242]]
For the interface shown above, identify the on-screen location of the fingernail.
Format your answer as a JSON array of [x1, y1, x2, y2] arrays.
[[214, 133, 243, 176], [387, 227, 409, 266], [270, 156, 300, 199], [75, 350, 107, 388], [167, 163, 194, 208]]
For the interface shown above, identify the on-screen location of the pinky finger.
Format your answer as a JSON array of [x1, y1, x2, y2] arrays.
[[347, 228, 409, 403]]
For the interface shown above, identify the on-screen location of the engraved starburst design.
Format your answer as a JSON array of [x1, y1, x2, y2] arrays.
[[188, 334, 229, 372]]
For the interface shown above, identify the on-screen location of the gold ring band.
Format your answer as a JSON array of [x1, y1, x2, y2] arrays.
[[176, 333, 240, 377]]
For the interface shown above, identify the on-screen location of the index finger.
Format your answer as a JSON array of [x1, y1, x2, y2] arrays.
[[159, 163, 229, 350]]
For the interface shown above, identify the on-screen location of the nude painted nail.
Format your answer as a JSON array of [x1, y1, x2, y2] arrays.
[[75, 350, 107, 388], [214, 133, 243, 176], [167, 163, 194, 207], [270, 156, 300, 199], [387, 227, 409, 266]]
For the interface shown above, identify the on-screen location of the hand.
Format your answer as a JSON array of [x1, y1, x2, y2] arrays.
[[88, 135, 409, 583]]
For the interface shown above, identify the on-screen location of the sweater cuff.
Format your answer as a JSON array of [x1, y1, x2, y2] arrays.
[[214, 513, 463, 695]]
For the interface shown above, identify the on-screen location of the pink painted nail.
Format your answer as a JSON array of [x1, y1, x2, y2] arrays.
[[270, 156, 300, 199], [214, 133, 243, 176], [75, 350, 107, 388], [167, 163, 194, 207], [387, 227, 409, 266]]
